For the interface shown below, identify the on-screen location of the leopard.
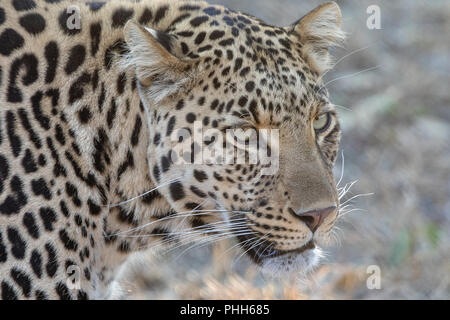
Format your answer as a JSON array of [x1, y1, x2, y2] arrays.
[[0, 0, 345, 299]]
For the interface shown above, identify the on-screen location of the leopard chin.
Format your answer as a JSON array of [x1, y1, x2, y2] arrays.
[[259, 245, 322, 277], [236, 234, 322, 276]]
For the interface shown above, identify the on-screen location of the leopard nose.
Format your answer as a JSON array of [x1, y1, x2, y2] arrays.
[[293, 206, 336, 232]]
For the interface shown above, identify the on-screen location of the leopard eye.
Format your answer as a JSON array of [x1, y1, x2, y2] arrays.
[[313, 112, 331, 133]]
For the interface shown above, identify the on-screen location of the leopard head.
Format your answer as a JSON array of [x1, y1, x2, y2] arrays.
[[122, 1, 345, 275]]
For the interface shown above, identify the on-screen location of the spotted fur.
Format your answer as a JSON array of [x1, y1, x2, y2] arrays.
[[0, 0, 344, 299]]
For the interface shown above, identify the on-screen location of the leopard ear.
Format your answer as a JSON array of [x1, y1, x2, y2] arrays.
[[290, 2, 345, 74], [123, 20, 195, 103]]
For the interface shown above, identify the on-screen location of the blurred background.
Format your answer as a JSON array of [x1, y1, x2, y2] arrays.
[[117, 0, 450, 299]]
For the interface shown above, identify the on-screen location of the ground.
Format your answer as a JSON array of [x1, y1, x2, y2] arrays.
[[117, 0, 450, 299]]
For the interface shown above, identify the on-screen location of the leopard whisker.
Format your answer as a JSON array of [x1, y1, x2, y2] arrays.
[[322, 64, 383, 88], [108, 176, 182, 208], [318, 43, 376, 82], [112, 209, 249, 236], [120, 220, 252, 238]]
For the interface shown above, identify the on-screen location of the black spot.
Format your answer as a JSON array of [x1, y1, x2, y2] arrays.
[[153, 164, 160, 182], [193, 170, 208, 182], [151, 227, 173, 242], [11, 268, 31, 298], [118, 241, 130, 252], [54, 124, 65, 146], [166, 116, 176, 136], [153, 132, 161, 145], [17, 109, 41, 149], [104, 39, 128, 69], [279, 38, 291, 50], [21, 149, 37, 173], [209, 30, 225, 40], [45, 243, 58, 277], [238, 96, 248, 107], [112, 8, 134, 28], [39, 207, 57, 231], [87, 2, 105, 11], [0, 28, 24, 56], [78, 291, 88, 300], [142, 189, 162, 205], [59, 200, 70, 218], [69, 72, 91, 104], [169, 181, 185, 201], [65, 182, 82, 207], [19, 13, 46, 35], [219, 38, 234, 47], [58, 9, 81, 36], [35, 290, 48, 300], [190, 185, 207, 198], [194, 32, 206, 45], [169, 13, 190, 28], [23, 212, 40, 239], [44, 41, 59, 83], [249, 99, 259, 123], [186, 113, 196, 123], [65, 44, 86, 74], [77, 106, 92, 124], [55, 282, 72, 300], [91, 68, 99, 90], [240, 66, 251, 77], [7, 227, 26, 259], [92, 128, 109, 173], [30, 91, 50, 130], [59, 229, 78, 251], [245, 81, 255, 92], [87, 199, 101, 215], [7, 53, 38, 102], [131, 115, 142, 146], [90, 22, 102, 56], [0, 175, 27, 216], [6, 111, 22, 157], [175, 99, 185, 110], [213, 172, 224, 181], [204, 7, 221, 16], [13, 0, 36, 11], [0, 8, 5, 26], [98, 83, 106, 111], [153, 5, 168, 24], [190, 16, 209, 27], [31, 178, 52, 200], [117, 150, 134, 179], [210, 99, 219, 110], [139, 8, 152, 25], [0, 232, 7, 263], [107, 98, 117, 129], [177, 31, 193, 38], [233, 58, 243, 72], [116, 72, 127, 95], [161, 155, 171, 173], [1, 281, 18, 300], [180, 4, 201, 11]]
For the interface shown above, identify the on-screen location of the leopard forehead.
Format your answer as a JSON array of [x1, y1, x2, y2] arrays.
[[130, 3, 332, 124]]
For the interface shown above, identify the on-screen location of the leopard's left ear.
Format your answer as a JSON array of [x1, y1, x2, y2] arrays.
[[122, 20, 196, 103], [289, 2, 345, 74]]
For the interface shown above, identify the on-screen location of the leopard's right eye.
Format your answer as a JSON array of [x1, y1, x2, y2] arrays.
[[313, 112, 331, 133]]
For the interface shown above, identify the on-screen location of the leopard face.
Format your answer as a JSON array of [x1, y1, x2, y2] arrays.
[[123, 2, 345, 274]]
